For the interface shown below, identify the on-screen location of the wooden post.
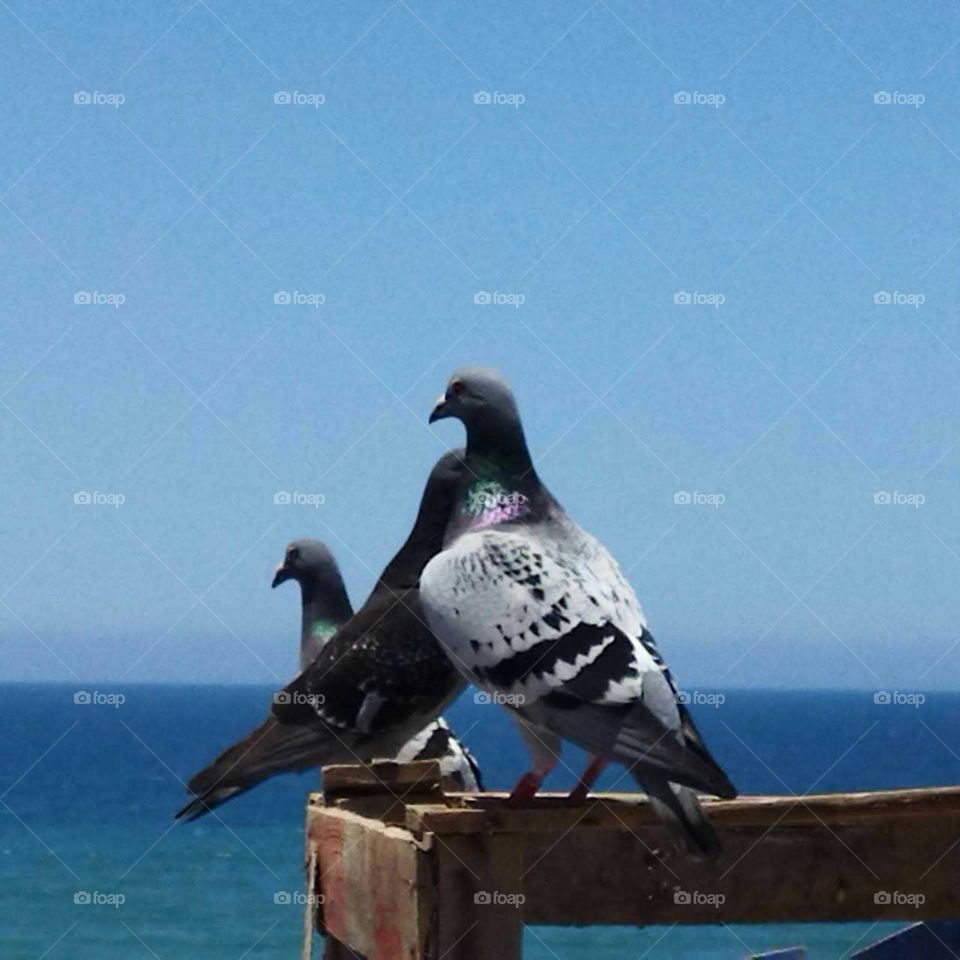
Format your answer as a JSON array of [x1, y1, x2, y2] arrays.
[[433, 831, 524, 959], [304, 765, 960, 959]]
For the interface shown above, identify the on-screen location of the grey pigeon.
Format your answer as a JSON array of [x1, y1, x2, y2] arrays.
[[272, 537, 482, 790], [420, 368, 737, 858], [271, 538, 352, 670], [176, 450, 476, 820]]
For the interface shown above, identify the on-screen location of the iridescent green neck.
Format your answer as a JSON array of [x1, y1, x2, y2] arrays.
[[456, 460, 533, 531], [309, 619, 338, 641]]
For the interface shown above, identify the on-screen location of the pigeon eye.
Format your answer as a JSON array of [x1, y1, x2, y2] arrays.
[[449, 379, 465, 398], [288, 547, 300, 562]]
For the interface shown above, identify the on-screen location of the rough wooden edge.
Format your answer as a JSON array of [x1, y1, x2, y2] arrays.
[[307, 803, 434, 959], [322, 759, 443, 798], [404, 785, 960, 836]]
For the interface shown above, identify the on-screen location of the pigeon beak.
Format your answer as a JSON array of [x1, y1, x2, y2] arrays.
[[429, 393, 449, 424], [271, 562, 291, 588]]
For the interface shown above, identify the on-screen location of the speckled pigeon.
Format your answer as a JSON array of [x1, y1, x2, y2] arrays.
[[420, 368, 737, 858], [176, 450, 477, 821], [272, 537, 481, 790]]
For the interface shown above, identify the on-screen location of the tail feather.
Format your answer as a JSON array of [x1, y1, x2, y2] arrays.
[[176, 716, 333, 821], [633, 769, 722, 860]]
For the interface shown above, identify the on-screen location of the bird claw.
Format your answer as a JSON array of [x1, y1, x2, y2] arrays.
[[566, 783, 590, 803], [506, 771, 543, 806]]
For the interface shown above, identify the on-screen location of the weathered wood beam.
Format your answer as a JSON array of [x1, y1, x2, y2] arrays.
[[304, 764, 960, 959], [308, 801, 433, 959]]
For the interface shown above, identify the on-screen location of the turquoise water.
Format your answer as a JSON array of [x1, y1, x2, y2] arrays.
[[2, 683, 954, 958]]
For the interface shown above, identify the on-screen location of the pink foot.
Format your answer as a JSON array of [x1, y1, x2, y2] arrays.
[[567, 756, 608, 803], [507, 771, 545, 805]]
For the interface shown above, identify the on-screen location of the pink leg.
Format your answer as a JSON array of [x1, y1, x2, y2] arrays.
[[567, 755, 608, 802], [507, 756, 558, 805]]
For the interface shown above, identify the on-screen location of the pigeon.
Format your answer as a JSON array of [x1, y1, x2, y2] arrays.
[[420, 368, 737, 858], [393, 716, 482, 790], [176, 449, 475, 821], [271, 537, 482, 790], [271, 538, 353, 671]]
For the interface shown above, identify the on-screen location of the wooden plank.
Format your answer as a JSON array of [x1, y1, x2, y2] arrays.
[[322, 760, 444, 800], [407, 785, 960, 836], [306, 772, 960, 957], [433, 832, 524, 960], [307, 804, 433, 960], [517, 812, 960, 924], [302, 843, 319, 960]]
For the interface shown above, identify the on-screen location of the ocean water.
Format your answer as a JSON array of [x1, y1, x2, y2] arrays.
[[1, 683, 957, 959]]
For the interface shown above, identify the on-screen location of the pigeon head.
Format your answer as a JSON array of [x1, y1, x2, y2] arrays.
[[429, 367, 529, 461], [272, 538, 341, 589], [429, 366, 517, 425]]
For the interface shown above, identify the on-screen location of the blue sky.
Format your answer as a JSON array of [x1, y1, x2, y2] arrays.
[[2, 0, 960, 688]]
